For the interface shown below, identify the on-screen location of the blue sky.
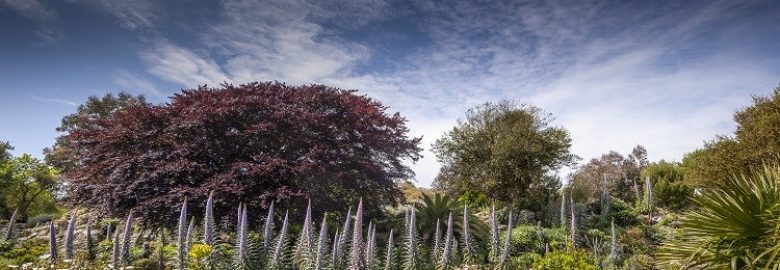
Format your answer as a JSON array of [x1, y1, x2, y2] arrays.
[[1, 0, 779, 187]]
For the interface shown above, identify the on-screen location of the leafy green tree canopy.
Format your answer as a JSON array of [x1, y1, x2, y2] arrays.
[[640, 160, 691, 210], [567, 146, 647, 204], [683, 85, 780, 187], [0, 152, 59, 219], [432, 101, 578, 208]]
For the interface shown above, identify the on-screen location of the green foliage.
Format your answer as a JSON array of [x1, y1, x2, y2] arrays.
[[641, 161, 692, 210], [532, 250, 597, 270], [660, 165, 780, 268], [682, 85, 780, 187], [0, 154, 59, 220], [432, 101, 578, 210]]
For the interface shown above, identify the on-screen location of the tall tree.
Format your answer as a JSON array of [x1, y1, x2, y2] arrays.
[[60, 82, 421, 224], [432, 101, 577, 209], [567, 146, 647, 203], [0, 154, 59, 219], [683, 85, 780, 187], [45, 92, 148, 171], [640, 160, 691, 210]]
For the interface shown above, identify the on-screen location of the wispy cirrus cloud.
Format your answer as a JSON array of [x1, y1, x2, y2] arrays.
[[112, 70, 166, 98], [1, 0, 62, 45], [30, 94, 77, 106]]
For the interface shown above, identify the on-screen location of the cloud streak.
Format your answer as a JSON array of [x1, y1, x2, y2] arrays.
[[1, 0, 62, 45]]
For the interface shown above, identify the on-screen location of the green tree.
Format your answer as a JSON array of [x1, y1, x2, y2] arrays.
[[640, 160, 691, 210], [432, 101, 578, 211], [682, 85, 780, 187], [567, 146, 647, 204], [44, 92, 148, 171], [0, 154, 59, 219]]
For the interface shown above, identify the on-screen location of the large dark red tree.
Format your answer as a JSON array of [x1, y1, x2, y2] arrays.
[[62, 82, 422, 224]]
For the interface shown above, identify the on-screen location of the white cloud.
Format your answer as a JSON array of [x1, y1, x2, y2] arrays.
[[1, 0, 62, 45], [112, 70, 166, 98], [133, 0, 779, 187], [30, 94, 77, 106], [84, 0, 156, 30]]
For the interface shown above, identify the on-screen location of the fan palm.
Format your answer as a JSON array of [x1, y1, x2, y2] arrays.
[[660, 165, 780, 269]]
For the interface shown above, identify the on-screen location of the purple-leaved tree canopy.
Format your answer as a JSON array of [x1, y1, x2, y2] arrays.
[[57, 82, 422, 225]]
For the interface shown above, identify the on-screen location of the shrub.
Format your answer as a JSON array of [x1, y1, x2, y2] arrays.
[[532, 250, 598, 270]]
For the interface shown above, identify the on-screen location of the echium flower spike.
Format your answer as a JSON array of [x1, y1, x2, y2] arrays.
[[236, 203, 243, 237], [86, 218, 95, 260], [5, 208, 17, 240], [295, 199, 315, 267], [461, 205, 476, 264], [366, 222, 376, 269], [64, 212, 77, 260], [314, 215, 329, 270], [177, 199, 188, 270], [570, 197, 577, 248], [384, 229, 395, 270], [349, 198, 365, 270], [560, 191, 567, 229], [269, 210, 290, 269], [203, 191, 215, 245], [331, 228, 340, 266], [645, 176, 654, 209], [438, 212, 454, 270], [489, 204, 499, 263], [337, 206, 352, 262], [186, 218, 195, 252], [121, 212, 134, 264], [237, 204, 249, 266], [263, 200, 276, 250], [403, 206, 419, 270], [498, 211, 513, 267], [609, 218, 618, 262], [432, 218, 441, 262], [112, 226, 121, 270], [48, 221, 58, 264]]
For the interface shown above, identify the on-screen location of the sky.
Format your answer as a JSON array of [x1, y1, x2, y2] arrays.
[[0, 0, 779, 187]]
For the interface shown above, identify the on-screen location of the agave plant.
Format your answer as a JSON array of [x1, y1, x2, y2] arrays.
[[660, 165, 780, 269]]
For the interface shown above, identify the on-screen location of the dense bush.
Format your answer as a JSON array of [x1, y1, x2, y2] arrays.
[[532, 250, 598, 270]]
